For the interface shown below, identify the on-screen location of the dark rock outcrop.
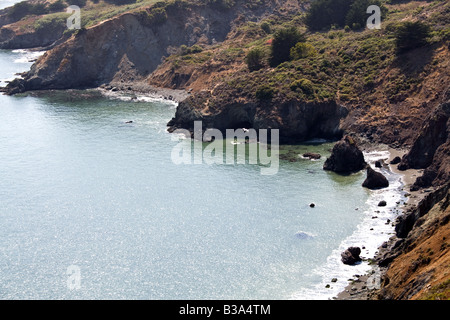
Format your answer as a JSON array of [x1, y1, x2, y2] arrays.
[[374, 184, 450, 299], [362, 166, 389, 190], [397, 100, 449, 190], [390, 156, 401, 165], [168, 92, 349, 143], [323, 136, 366, 174], [0, 21, 67, 49], [341, 247, 362, 265]]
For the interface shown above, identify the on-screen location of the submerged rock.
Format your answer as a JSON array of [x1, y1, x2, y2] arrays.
[[295, 231, 315, 240], [323, 136, 366, 174], [362, 166, 389, 190]]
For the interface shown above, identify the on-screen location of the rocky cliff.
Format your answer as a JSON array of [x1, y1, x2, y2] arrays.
[[398, 94, 450, 190], [2, 0, 295, 94], [374, 183, 450, 300], [167, 87, 348, 142]]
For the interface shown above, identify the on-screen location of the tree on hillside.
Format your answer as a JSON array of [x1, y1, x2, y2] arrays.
[[345, 0, 385, 30], [69, 0, 87, 7], [7, 1, 49, 20], [394, 21, 431, 53], [305, 0, 353, 31], [269, 27, 306, 67], [49, 0, 67, 12], [305, 0, 386, 31], [245, 48, 265, 71]]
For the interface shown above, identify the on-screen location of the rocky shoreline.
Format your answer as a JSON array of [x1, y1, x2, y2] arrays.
[[335, 146, 444, 300], [97, 80, 191, 104]]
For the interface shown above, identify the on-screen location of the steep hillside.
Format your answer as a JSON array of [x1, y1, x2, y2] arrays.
[[375, 183, 450, 300], [0, 0, 162, 49], [2, 0, 303, 92]]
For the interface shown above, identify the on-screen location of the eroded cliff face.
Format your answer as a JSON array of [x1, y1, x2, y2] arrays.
[[168, 89, 348, 142], [0, 16, 67, 49], [398, 95, 450, 190], [2, 0, 287, 94]]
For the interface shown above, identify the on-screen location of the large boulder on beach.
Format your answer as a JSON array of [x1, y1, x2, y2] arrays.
[[323, 136, 366, 174], [341, 247, 362, 265], [362, 166, 389, 190]]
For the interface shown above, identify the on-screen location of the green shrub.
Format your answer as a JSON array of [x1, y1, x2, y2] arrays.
[[269, 27, 306, 67], [48, 0, 67, 12], [394, 21, 431, 53], [290, 43, 316, 60], [345, 0, 385, 30], [256, 85, 276, 100], [146, 7, 168, 25], [69, 0, 87, 7], [305, 0, 385, 31], [261, 22, 271, 34], [7, 1, 50, 20], [34, 14, 67, 32], [290, 79, 314, 95], [245, 48, 265, 71], [180, 44, 203, 55]]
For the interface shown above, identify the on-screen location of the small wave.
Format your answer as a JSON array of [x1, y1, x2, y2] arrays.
[[100, 89, 178, 108], [363, 150, 390, 164], [12, 50, 45, 64]]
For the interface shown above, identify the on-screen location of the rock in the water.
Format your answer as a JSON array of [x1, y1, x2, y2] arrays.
[[303, 152, 321, 160], [362, 166, 389, 190], [375, 160, 383, 168], [341, 247, 362, 265], [323, 136, 366, 174], [378, 200, 387, 207]]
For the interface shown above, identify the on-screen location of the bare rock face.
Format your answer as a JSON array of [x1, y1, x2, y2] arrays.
[[323, 136, 366, 174], [397, 100, 449, 172], [168, 92, 349, 143], [362, 166, 389, 190]]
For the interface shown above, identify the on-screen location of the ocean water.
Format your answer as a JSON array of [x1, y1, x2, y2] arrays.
[[0, 49, 405, 300]]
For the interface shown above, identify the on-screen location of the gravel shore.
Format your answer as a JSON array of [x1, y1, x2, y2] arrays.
[[335, 147, 427, 300]]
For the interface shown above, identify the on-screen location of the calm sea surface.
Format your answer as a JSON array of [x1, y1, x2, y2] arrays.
[[0, 43, 404, 299]]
